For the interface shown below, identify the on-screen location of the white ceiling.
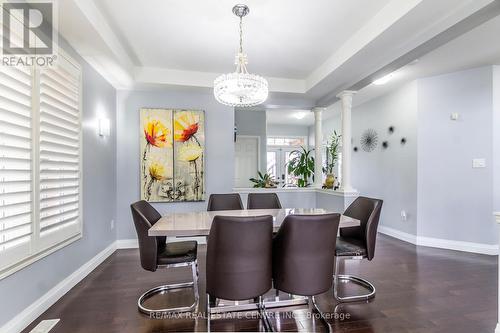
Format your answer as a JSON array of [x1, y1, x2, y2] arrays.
[[58, 0, 500, 105], [95, 0, 391, 79], [266, 109, 314, 126], [352, 12, 500, 108]]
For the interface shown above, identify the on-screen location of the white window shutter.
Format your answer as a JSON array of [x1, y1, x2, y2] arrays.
[[38, 56, 82, 248], [0, 65, 33, 269]]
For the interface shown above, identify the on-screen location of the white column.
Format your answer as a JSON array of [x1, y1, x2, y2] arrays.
[[337, 91, 356, 192], [313, 107, 324, 188], [495, 212, 500, 333]]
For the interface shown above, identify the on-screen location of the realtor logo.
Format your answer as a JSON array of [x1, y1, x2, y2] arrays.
[[1, 0, 58, 66]]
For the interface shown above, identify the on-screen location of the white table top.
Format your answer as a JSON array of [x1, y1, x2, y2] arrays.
[[149, 208, 360, 237]]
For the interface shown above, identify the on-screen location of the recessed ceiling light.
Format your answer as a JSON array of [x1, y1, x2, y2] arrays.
[[293, 112, 306, 120], [373, 73, 394, 85]]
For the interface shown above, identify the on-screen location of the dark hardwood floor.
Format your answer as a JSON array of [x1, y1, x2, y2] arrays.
[[23, 235, 497, 333]]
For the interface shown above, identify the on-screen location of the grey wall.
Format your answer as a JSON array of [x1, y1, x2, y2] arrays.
[[307, 83, 418, 235], [234, 109, 267, 172], [267, 123, 310, 138], [0, 38, 117, 327], [116, 90, 234, 240], [494, 66, 500, 219], [351, 82, 418, 235], [417, 67, 497, 244]]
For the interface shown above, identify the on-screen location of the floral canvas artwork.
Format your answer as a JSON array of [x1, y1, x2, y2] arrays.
[[140, 108, 205, 202]]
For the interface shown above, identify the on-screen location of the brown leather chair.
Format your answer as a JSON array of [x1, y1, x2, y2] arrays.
[[207, 193, 244, 211], [247, 193, 282, 209], [131, 200, 199, 315], [334, 196, 383, 302], [206, 215, 273, 331], [273, 213, 341, 331]]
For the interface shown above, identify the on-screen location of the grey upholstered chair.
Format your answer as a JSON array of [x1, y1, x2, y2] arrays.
[[273, 213, 341, 331], [206, 215, 273, 332], [334, 196, 383, 302], [131, 200, 199, 315], [247, 193, 282, 209], [207, 193, 244, 211]]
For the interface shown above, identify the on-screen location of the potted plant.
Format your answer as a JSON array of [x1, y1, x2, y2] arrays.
[[287, 146, 315, 187], [323, 131, 341, 189], [249, 171, 277, 188]]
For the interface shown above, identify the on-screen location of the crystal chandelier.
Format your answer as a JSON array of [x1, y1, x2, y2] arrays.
[[214, 4, 269, 107]]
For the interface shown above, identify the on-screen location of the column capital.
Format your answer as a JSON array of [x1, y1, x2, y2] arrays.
[[311, 107, 326, 113], [336, 90, 357, 99]]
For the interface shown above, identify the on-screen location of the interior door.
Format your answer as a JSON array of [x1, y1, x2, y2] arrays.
[[234, 136, 259, 188]]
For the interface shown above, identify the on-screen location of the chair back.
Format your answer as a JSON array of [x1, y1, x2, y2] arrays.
[[130, 200, 165, 271], [247, 193, 282, 209], [207, 193, 244, 211], [272, 213, 340, 296], [340, 196, 383, 260], [206, 215, 273, 300]]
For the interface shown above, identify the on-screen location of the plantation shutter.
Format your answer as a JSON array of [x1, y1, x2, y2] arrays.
[[38, 55, 82, 249], [0, 65, 33, 269]]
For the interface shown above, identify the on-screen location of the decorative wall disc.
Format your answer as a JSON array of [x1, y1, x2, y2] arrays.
[[360, 129, 378, 152]]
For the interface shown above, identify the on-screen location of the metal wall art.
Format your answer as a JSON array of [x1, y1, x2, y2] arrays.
[[360, 129, 378, 152]]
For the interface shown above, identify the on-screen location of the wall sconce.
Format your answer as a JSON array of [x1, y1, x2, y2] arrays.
[[98, 118, 110, 137]]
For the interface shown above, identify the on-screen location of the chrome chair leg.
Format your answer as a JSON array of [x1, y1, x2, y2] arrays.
[[308, 296, 332, 333], [138, 261, 199, 315], [206, 294, 211, 333], [191, 260, 200, 311], [333, 256, 376, 303], [258, 295, 274, 332]]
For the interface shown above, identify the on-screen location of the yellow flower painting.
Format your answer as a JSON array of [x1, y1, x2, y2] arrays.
[[140, 108, 205, 202]]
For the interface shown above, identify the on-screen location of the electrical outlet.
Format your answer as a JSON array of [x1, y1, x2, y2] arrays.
[[110, 219, 115, 229], [472, 158, 486, 168], [401, 210, 407, 221]]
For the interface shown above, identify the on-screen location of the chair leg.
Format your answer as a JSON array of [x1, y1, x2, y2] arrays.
[[137, 261, 200, 316], [206, 293, 211, 333], [308, 296, 332, 333], [258, 296, 274, 332], [191, 260, 200, 311], [333, 256, 376, 303]]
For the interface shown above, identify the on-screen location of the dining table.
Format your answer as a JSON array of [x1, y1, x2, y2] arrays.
[[148, 208, 361, 313], [149, 208, 360, 237]]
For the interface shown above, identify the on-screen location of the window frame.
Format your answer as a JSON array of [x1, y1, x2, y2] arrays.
[[0, 47, 83, 280]]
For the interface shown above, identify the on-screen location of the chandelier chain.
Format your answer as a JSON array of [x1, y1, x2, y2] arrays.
[[239, 16, 243, 54]]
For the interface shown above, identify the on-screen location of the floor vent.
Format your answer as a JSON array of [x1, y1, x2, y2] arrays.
[[29, 319, 60, 333]]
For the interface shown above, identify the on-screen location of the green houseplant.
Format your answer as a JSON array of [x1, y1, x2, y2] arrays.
[[287, 146, 315, 187], [323, 131, 341, 189], [249, 171, 277, 188]]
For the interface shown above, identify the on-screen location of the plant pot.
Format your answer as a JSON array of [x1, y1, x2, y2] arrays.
[[324, 173, 335, 189]]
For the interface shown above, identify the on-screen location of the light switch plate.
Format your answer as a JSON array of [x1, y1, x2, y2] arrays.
[[472, 158, 486, 168]]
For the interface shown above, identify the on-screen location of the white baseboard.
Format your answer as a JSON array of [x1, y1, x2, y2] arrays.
[[495, 322, 500, 333], [378, 225, 499, 255], [378, 226, 417, 245], [116, 239, 138, 249], [0, 242, 117, 333]]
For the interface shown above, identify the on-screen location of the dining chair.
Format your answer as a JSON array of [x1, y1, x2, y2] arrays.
[[334, 196, 383, 302], [247, 192, 282, 209], [207, 193, 244, 211], [130, 200, 199, 315], [206, 215, 273, 332], [273, 213, 341, 332]]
